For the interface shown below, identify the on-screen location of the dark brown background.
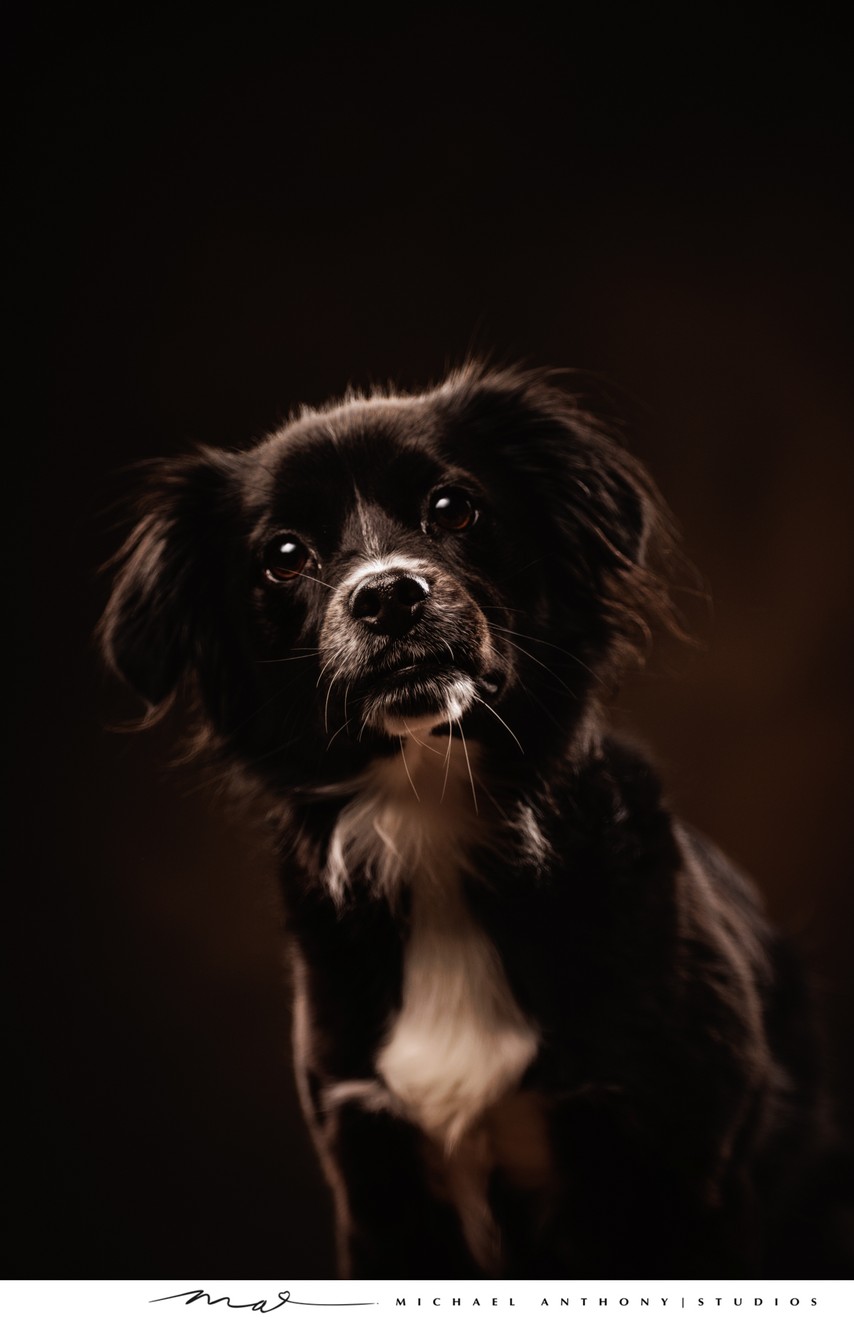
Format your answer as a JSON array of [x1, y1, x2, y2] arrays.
[[9, 9, 853, 1278]]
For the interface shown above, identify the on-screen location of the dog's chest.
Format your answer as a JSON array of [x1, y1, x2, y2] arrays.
[[377, 862, 538, 1151], [325, 737, 539, 1149]]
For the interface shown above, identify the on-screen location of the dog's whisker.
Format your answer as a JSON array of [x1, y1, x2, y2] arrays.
[[326, 715, 352, 752], [255, 650, 322, 664], [490, 624, 601, 682], [189, 717, 306, 791], [403, 723, 445, 756], [208, 668, 314, 746], [472, 693, 525, 754], [440, 720, 454, 803], [491, 649, 565, 732], [315, 649, 342, 690], [492, 554, 551, 584], [291, 569, 336, 592], [323, 665, 347, 734], [398, 736, 421, 803], [517, 683, 564, 729], [494, 634, 578, 698], [477, 780, 514, 827], [456, 718, 478, 816]]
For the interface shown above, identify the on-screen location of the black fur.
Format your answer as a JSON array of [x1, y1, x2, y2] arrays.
[[99, 364, 851, 1278]]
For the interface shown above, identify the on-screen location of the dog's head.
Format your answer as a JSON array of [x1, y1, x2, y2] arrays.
[[100, 365, 675, 787]]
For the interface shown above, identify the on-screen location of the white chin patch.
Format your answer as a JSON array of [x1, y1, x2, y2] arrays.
[[381, 676, 476, 737]]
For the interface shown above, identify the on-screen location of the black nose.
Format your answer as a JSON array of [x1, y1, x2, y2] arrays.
[[350, 572, 429, 636]]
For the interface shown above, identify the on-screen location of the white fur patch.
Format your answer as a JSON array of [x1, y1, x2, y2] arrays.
[[515, 803, 552, 874], [324, 722, 474, 904], [377, 873, 538, 1151], [380, 675, 476, 737], [324, 734, 539, 1151], [340, 555, 433, 594]]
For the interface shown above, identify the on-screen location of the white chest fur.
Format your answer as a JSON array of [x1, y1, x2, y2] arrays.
[[324, 733, 538, 1151]]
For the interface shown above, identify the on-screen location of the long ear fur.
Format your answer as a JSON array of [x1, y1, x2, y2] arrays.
[[439, 362, 685, 664], [98, 448, 240, 716]]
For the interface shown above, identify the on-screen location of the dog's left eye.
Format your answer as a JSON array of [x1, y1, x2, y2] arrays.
[[428, 487, 478, 532], [263, 536, 311, 582]]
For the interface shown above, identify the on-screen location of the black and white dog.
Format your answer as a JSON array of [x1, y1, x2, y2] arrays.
[[100, 364, 847, 1279]]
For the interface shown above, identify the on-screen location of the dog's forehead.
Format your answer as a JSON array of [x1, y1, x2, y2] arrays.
[[242, 398, 447, 526]]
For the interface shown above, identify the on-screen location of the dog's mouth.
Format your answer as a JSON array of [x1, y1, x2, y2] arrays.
[[357, 654, 501, 735], [373, 657, 458, 688]]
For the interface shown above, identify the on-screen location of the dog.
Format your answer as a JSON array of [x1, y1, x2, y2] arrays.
[[99, 363, 849, 1279]]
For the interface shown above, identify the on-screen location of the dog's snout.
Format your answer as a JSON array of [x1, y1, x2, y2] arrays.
[[350, 572, 430, 636]]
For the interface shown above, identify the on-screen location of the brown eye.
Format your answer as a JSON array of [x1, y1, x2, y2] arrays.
[[429, 487, 478, 532], [263, 536, 311, 582]]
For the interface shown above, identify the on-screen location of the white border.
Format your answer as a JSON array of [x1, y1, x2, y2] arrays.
[[1, 1279, 853, 1321]]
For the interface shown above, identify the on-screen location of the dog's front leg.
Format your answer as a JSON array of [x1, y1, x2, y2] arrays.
[[291, 994, 480, 1278], [315, 1095, 482, 1280]]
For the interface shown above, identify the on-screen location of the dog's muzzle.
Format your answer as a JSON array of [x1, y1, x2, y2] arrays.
[[318, 558, 504, 738]]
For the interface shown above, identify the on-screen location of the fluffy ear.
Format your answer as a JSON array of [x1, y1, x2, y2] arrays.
[[444, 364, 657, 561], [441, 364, 679, 654], [98, 449, 238, 712], [574, 454, 652, 570]]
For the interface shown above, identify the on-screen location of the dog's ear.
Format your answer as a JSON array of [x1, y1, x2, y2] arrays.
[[444, 364, 656, 565], [442, 364, 679, 657], [99, 448, 239, 713], [574, 455, 651, 570]]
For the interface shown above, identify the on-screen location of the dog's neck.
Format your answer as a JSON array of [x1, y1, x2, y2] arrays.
[[323, 729, 486, 906]]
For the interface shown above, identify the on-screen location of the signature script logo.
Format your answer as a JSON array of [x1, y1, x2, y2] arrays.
[[151, 1288, 376, 1312]]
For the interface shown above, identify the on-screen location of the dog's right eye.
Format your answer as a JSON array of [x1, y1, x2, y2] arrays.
[[263, 536, 311, 583], [428, 487, 479, 533]]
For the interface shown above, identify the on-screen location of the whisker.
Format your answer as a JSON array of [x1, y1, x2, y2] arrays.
[[323, 664, 346, 733], [477, 780, 515, 827], [291, 569, 337, 592], [493, 648, 565, 732], [492, 555, 551, 584], [403, 723, 445, 756], [440, 721, 454, 803], [490, 624, 600, 683], [255, 650, 321, 665], [189, 707, 307, 790], [326, 715, 352, 752], [399, 736, 421, 803], [518, 682, 563, 729], [457, 719, 478, 816], [208, 666, 312, 746], [472, 693, 525, 754], [493, 634, 578, 698], [316, 647, 346, 690]]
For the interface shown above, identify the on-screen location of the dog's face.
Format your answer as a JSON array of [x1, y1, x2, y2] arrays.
[[277, 437, 506, 741], [101, 367, 666, 787]]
